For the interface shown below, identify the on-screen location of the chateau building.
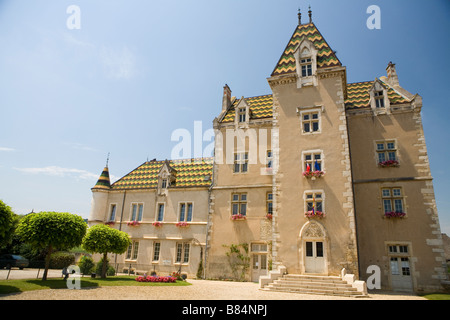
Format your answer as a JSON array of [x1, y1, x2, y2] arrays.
[[89, 11, 447, 293]]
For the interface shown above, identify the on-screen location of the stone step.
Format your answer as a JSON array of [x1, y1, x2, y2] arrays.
[[271, 281, 357, 290], [262, 286, 366, 297]]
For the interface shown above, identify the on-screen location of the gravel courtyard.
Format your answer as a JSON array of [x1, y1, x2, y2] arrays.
[[0, 278, 426, 300]]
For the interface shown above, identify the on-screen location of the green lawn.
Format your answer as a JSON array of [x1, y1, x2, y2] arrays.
[[0, 275, 191, 295], [423, 293, 450, 300]]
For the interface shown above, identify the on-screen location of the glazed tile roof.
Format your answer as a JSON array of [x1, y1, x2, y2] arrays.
[[345, 80, 410, 109], [110, 158, 213, 190], [271, 22, 341, 77], [220, 94, 273, 123], [92, 167, 111, 190]]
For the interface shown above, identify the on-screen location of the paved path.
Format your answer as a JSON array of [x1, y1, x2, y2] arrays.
[[0, 277, 426, 300]]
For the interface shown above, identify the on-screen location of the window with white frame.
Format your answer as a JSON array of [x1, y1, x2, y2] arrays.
[[152, 242, 161, 262], [175, 242, 190, 264], [305, 191, 324, 214], [156, 203, 165, 221], [179, 203, 193, 222], [266, 193, 273, 215], [382, 187, 405, 213], [301, 111, 320, 133], [234, 152, 248, 173], [238, 107, 246, 123], [130, 203, 143, 222], [108, 204, 116, 221], [266, 150, 273, 168], [126, 241, 139, 260], [232, 193, 247, 216], [376, 141, 398, 164], [300, 57, 312, 77], [303, 152, 323, 172]]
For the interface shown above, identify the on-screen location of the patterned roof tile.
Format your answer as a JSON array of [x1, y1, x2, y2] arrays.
[[220, 94, 273, 123]]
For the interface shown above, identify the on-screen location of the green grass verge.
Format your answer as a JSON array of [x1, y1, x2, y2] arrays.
[[0, 275, 191, 295], [423, 293, 450, 300]]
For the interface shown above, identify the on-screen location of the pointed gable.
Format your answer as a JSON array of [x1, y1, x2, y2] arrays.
[[271, 22, 341, 77], [219, 94, 273, 123], [92, 167, 111, 190]]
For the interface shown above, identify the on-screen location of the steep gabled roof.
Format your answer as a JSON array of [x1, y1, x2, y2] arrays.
[[220, 94, 273, 123], [345, 80, 411, 109], [110, 158, 213, 190], [271, 22, 341, 77]]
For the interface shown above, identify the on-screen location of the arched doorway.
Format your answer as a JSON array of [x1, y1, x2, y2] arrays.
[[299, 221, 328, 274]]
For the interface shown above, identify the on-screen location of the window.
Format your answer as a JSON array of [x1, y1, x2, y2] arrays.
[[266, 193, 273, 215], [232, 193, 247, 216], [302, 111, 320, 133], [300, 58, 312, 77], [382, 188, 404, 213], [377, 141, 398, 164], [157, 204, 165, 221], [175, 243, 190, 264], [234, 153, 248, 173], [109, 204, 116, 221], [305, 192, 323, 213], [161, 179, 168, 189], [374, 91, 385, 108], [304, 152, 322, 172], [126, 241, 139, 260], [179, 203, 193, 222], [238, 107, 246, 123], [152, 242, 161, 262], [389, 245, 408, 254], [266, 150, 273, 168], [131, 203, 143, 222]]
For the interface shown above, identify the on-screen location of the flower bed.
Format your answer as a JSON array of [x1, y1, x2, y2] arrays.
[[378, 160, 399, 167], [135, 275, 176, 283], [304, 211, 325, 218], [384, 211, 406, 218]]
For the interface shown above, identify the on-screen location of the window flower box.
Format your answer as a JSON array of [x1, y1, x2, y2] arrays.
[[378, 160, 399, 167], [231, 214, 247, 221], [104, 221, 115, 226], [302, 170, 324, 179], [127, 221, 141, 226], [304, 210, 325, 218], [266, 213, 273, 220], [176, 222, 190, 227], [152, 221, 162, 227], [384, 211, 406, 218]]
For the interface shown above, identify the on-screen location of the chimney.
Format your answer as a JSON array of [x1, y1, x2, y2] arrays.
[[386, 61, 399, 87], [222, 84, 232, 112]]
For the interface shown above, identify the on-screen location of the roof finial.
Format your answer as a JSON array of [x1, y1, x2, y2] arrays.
[[298, 8, 301, 25], [106, 152, 110, 167], [308, 5, 312, 23]]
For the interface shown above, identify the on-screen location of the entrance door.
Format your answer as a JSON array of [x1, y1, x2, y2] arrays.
[[251, 243, 268, 282], [390, 257, 413, 292], [305, 241, 324, 273]]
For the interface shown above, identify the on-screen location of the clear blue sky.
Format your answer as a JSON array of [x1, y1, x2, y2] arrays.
[[1, 0, 449, 234]]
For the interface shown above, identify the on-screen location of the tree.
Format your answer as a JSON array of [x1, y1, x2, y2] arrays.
[[16, 211, 87, 280], [0, 200, 17, 247], [82, 224, 130, 278]]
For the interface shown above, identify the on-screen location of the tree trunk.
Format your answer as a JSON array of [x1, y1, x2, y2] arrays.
[[42, 245, 53, 281], [101, 252, 108, 278]]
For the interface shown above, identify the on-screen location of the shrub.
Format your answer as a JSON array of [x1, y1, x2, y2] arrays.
[[95, 257, 115, 276], [49, 252, 75, 269], [78, 256, 95, 275]]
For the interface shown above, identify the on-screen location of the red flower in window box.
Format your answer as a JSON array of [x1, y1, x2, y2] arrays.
[[104, 221, 115, 226], [176, 222, 190, 227], [302, 170, 324, 178], [127, 221, 140, 226], [231, 214, 247, 221], [384, 211, 406, 218], [378, 160, 399, 167], [152, 221, 162, 227], [266, 214, 273, 220], [304, 210, 325, 218]]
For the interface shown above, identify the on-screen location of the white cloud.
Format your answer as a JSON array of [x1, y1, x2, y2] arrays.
[[0, 147, 16, 152], [14, 166, 98, 181]]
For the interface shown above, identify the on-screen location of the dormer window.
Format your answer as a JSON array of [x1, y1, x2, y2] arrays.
[[238, 107, 246, 122], [161, 179, 168, 189], [301, 58, 312, 77], [374, 91, 385, 108]]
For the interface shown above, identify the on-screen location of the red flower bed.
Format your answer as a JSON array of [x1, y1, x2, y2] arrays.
[[135, 275, 176, 283]]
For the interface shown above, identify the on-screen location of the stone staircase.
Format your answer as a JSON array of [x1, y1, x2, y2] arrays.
[[261, 274, 368, 298]]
